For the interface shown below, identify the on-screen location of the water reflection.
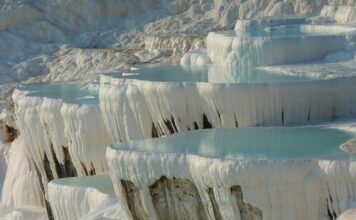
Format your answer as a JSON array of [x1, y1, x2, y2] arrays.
[[18, 83, 99, 105], [118, 127, 356, 160], [118, 64, 312, 83]]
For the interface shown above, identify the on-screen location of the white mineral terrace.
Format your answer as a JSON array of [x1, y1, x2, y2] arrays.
[[100, 72, 356, 143], [9, 60, 356, 216], [5, 85, 112, 211], [48, 174, 130, 220], [207, 23, 356, 70], [4, 4, 356, 219], [107, 126, 356, 220]]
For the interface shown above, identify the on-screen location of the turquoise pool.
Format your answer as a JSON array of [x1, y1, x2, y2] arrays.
[[18, 83, 99, 105], [113, 64, 312, 83], [215, 24, 350, 38], [114, 127, 356, 160], [52, 174, 114, 195]]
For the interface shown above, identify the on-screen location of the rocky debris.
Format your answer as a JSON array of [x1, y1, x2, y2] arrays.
[[340, 138, 356, 153], [149, 176, 208, 220], [0, 109, 16, 143]]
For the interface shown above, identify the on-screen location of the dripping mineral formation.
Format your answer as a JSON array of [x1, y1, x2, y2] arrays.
[[2, 1, 356, 220]]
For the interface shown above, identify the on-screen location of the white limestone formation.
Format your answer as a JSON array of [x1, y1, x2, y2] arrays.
[[180, 49, 212, 66], [207, 24, 354, 70], [107, 144, 356, 220], [3, 1, 356, 219], [5, 89, 112, 217], [48, 174, 130, 220], [0, 204, 46, 220], [1, 138, 44, 209], [100, 75, 356, 142], [338, 208, 356, 220], [234, 17, 306, 31]]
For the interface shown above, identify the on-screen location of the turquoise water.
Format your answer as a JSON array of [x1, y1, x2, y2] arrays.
[[19, 83, 99, 105], [114, 127, 356, 160], [52, 174, 114, 195], [216, 25, 344, 38], [18, 65, 311, 104], [114, 64, 312, 83]]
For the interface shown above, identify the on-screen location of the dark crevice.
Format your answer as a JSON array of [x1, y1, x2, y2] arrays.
[[43, 153, 54, 182], [89, 163, 96, 176], [281, 110, 285, 125], [171, 116, 178, 133], [5, 125, 17, 142], [164, 118, 176, 134], [327, 201, 334, 220], [207, 188, 223, 220], [326, 186, 337, 220], [50, 143, 62, 178], [308, 110, 311, 121], [202, 114, 212, 129], [231, 185, 262, 220], [63, 147, 77, 177], [80, 162, 89, 176], [42, 122, 55, 181], [34, 165, 54, 220], [193, 122, 199, 130], [151, 123, 159, 138], [217, 111, 221, 121]]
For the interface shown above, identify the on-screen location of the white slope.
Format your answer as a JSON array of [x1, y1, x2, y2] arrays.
[[0, 203, 46, 220], [1, 138, 43, 209]]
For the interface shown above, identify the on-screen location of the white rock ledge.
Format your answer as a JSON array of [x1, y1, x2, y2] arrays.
[[107, 145, 356, 220], [100, 74, 356, 142], [48, 174, 130, 220], [207, 24, 355, 69], [9, 88, 112, 211]]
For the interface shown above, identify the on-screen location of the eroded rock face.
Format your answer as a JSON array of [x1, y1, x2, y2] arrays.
[[121, 180, 150, 220], [0, 109, 17, 143], [231, 185, 262, 220], [120, 176, 263, 220], [0, 122, 17, 143], [207, 187, 223, 220], [144, 35, 204, 57], [149, 176, 208, 220]]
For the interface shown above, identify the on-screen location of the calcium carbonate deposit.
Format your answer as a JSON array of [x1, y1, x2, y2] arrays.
[[3, 1, 356, 220]]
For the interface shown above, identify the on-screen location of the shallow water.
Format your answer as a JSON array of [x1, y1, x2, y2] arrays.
[[215, 24, 347, 38], [52, 174, 114, 195], [19, 83, 99, 105], [115, 64, 312, 83], [115, 127, 356, 160]]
